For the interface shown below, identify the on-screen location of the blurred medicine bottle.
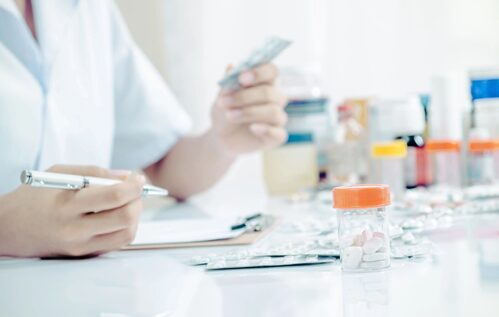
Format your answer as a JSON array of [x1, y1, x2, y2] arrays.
[[279, 67, 332, 179], [263, 133, 318, 196], [468, 140, 496, 185], [369, 141, 407, 201], [394, 97, 431, 189], [426, 139, 462, 189], [470, 68, 499, 138], [328, 102, 367, 185]]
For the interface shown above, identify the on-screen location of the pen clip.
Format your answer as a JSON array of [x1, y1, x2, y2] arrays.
[[231, 213, 272, 232]]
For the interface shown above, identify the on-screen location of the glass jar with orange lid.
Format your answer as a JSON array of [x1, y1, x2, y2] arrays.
[[426, 139, 462, 188], [468, 140, 496, 185], [333, 185, 391, 272]]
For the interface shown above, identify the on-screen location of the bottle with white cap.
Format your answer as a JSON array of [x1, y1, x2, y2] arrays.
[[429, 72, 472, 186]]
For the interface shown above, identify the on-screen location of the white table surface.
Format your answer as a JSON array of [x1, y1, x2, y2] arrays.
[[1, 197, 499, 317]]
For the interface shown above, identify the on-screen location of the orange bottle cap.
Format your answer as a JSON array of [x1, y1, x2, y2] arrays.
[[426, 139, 460, 152], [333, 184, 391, 209], [468, 140, 498, 153]]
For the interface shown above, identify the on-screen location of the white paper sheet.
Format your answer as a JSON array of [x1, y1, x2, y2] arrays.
[[131, 218, 246, 246]]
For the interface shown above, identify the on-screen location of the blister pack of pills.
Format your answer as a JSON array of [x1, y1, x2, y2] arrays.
[[277, 217, 338, 235], [218, 37, 291, 91], [464, 184, 499, 201], [189, 240, 341, 267], [455, 199, 499, 214], [205, 255, 337, 271], [190, 231, 437, 271], [403, 187, 464, 206], [390, 227, 436, 259], [391, 242, 435, 259], [397, 208, 454, 231]]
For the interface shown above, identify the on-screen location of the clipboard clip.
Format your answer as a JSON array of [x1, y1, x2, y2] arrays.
[[230, 213, 273, 232]]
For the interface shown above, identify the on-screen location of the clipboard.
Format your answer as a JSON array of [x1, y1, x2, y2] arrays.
[[122, 215, 276, 251]]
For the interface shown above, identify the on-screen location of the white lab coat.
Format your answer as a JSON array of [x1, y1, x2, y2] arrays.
[[0, 0, 192, 195]]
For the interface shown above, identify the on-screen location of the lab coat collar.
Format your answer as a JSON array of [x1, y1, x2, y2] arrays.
[[0, 0, 44, 87], [0, 0, 21, 18], [32, 0, 81, 72]]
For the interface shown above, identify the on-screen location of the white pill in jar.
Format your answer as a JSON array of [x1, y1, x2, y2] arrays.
[[363, 237, 385, 254], [360, 260, 390, 269], [342, 246, 363, 269], [363, 252, 389, 262]]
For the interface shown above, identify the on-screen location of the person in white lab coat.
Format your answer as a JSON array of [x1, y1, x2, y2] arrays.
[[0, 0, 288, 257]]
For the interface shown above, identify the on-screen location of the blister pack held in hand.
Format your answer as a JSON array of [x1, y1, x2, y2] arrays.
[[218, 36, 291, 91]]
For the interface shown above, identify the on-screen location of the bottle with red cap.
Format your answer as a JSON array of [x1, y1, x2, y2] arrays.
[[333, 185, 391, 272]]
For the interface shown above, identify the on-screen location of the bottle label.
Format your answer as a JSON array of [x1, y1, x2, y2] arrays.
[[405, 147, 430, 188], [469, 154, 494, 185]]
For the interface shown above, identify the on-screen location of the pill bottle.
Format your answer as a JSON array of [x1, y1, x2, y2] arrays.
[[468, 140, 496, 185], [328, 103, 367, 184], [395, 134, 431, 189], [493, 140, 499, 182], [369, 141, 407, 201], [263, 133, 318, 195], [470, 68, 499, 138], [333, 185, 391, 272], [426, 139, 461, 188], [368, 96, 426, 191], [279, 67, 332, 184]]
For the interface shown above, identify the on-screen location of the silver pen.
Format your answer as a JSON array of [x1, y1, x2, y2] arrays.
[[20, 170, 168, 197]]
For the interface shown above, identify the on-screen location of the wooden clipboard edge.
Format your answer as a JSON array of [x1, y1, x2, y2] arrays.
[[122, 216, 278, 251]]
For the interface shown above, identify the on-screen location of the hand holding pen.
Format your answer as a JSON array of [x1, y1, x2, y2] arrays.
[[0, 165, 147, 258]]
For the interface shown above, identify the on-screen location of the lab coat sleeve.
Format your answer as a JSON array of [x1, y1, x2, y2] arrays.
[[109, 2, 192, 170]]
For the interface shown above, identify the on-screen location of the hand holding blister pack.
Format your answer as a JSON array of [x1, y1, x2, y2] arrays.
[[218, 36, 291, 91]]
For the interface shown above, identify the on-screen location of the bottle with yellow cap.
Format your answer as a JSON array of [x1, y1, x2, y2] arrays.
[[333, 185, 391, 272], [369, 141, 407, 200]]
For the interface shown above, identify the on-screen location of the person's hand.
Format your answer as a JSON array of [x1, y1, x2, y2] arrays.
[[210, 63, 288, 156], [0, 165, 145, 258]]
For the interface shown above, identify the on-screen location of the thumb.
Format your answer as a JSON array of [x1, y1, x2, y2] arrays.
[[218, 64, 235, 96]]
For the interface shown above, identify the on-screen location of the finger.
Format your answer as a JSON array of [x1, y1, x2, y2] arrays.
[[221, 85, 287, 108], [80, 199, 143, 235], [226, 105, 288, 126], [238, 63, 278, 87], [48, 164, 111, 177], [71, 175, 145, 212], [47, 164, 131, 180], [217, 65, 235, 96], [249, 124, 288, 147], [81, 225, 138, 256]]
